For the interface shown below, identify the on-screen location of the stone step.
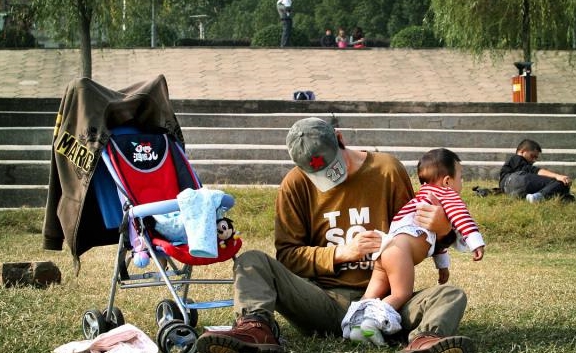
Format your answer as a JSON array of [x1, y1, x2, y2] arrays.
[[0, 145, 52, 160], [3, 144, 576, 162], [1, 99, 575, 209], [0, 185, 48, 208], [2, 158, 576, 187], [5, 126, 576, 149], [4, 160, 576, 208], [2, 110, 576, 130], [0, 111, 56, 127], [174, 112, 576, 130], [187, 145, 576, 162], [181, 128, 576, 149]]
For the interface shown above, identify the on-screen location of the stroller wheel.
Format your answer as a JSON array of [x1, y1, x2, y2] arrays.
[[82, 309, 107, 339], [157, 319, 198, 353], [103, 307, 125, 330], [156, 299, 184, 327], [155, 299, 199, 328]]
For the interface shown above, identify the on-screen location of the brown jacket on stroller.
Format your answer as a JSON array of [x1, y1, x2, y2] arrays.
[[43, 75, 184, 263]]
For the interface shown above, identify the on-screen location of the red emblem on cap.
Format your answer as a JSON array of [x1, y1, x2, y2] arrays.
[[309, 156, 325, 170]]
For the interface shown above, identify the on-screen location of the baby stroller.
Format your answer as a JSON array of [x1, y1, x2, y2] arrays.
[[81, 125, 243, 352], [42, 76, 242, 353]]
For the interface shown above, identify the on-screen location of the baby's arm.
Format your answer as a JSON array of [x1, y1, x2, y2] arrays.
[[433, 251, 450, 284], [472, 245, 485, 261], [438, 268, 450, 284]]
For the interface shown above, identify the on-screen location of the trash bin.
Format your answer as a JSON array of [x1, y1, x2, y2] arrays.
[[512, 61, 537, 103]]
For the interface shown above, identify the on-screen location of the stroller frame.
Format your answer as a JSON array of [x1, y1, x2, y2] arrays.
[[82, 130, 240, 352]]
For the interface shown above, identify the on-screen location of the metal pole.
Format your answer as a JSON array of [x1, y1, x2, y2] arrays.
[[523, 62, 533, 103], [524, 71, 531, 102], [122, 0, 126, 31], [151, 0, 156, 48]]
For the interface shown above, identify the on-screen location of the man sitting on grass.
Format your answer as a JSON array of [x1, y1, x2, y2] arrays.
[[195, 117, 476, 353]]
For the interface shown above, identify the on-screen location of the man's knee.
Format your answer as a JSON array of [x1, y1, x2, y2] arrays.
[[436, 285, 468, 308], [234, 250, 271, 269]]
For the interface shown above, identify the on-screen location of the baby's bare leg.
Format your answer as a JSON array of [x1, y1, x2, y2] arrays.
[[364, 260, 390, 299], [381, 234, 430, 311]]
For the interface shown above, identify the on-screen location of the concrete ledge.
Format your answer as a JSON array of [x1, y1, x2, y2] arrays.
[[171, 99, 576, 114], [3, 97, 576, 115]]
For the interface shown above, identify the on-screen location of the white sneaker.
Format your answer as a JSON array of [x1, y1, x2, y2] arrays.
[[360, 318, 386, 346], [526, 192, 544, 203], [341, 300, 367, 339], [363, 300, 402, 335], [350, 325, 370, 343]]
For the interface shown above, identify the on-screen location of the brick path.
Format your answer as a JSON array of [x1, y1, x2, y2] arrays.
[[0, 48, 575, 103]]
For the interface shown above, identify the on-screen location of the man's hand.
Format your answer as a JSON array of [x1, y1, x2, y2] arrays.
[[334, 230, 382, 264], [414, 193, 451, 236], [556, 174, 572, 186]]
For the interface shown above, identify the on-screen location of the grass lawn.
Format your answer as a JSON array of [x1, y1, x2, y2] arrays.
[[1, 183, 576, 353]]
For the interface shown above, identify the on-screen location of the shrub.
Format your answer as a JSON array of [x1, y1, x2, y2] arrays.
[[0, 28, 36, 48], [175, 38, 251, 47], [390, 25, 441, 48], [251, 24, 311, 47]]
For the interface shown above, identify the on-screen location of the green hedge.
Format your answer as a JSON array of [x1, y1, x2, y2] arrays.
[[0, 28, 36, 48], [390, 25, 442, 48], [251, 24, 311, 47], [175, 38, 251, 47]]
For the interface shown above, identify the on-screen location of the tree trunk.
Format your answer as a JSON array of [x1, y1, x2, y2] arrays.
[[77, 0, 92, 78], [522, 0, 531, 62]]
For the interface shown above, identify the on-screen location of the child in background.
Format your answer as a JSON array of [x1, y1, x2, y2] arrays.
[[499, 139, 574, 203], [350, 26, 365, 48], [335, 27, 348, 48], [342, 148, 485, 346]]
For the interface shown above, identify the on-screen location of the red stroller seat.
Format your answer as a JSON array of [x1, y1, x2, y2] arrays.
[[83, 126, 242, 353]]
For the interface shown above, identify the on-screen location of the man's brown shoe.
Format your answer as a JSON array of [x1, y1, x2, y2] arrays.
[[399, 332, 475, 353], [195, 315, 283, 353]]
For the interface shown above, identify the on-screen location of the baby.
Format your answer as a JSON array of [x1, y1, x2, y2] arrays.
[[342, 148, 485, 345]]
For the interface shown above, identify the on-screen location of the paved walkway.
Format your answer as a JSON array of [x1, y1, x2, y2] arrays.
[[1, 48, 575, 103]]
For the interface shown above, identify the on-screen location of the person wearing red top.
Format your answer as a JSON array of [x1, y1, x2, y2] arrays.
[[342, 148, 485, 347]]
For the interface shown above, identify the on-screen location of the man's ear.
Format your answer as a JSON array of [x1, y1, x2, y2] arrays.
[[336, 131, 346, 148]]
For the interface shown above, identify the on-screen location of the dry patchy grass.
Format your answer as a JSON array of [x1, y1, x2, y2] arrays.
[[1, 183, 576, 353]]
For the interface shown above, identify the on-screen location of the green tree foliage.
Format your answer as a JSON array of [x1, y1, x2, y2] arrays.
[[0, 3, 37, 48], [206, 0, 426, 43], [430, 0, 576, 62], [387, 0, 430, 37], [104, 0, 180, 47], [32, 0, 119, 77], [29, 0, 476, 52]]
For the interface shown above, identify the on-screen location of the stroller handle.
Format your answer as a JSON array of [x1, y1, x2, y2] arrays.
[[131, 199, 180, 218], [130, 194, 235, 218]]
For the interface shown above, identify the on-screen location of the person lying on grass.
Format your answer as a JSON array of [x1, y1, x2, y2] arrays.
[[499, 139, 574, 203]]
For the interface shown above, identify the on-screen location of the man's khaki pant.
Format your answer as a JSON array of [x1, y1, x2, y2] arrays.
[[233, 250, 467, 341]]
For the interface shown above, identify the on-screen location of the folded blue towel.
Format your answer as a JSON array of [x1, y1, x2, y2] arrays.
[[153, 211, 187, 245], [177, 188, 225, 258]]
